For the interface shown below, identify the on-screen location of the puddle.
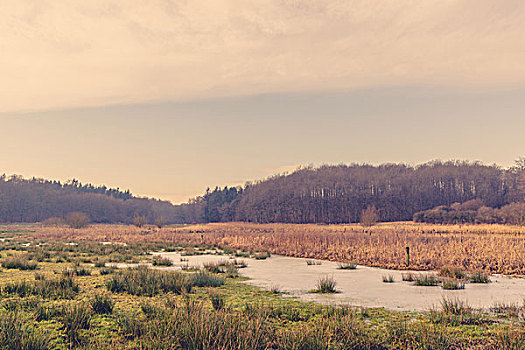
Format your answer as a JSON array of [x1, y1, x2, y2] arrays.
[[148, 252, 525, 311]]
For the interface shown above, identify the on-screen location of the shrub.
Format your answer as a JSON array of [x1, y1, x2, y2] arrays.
[[65, 212, 90, 229], [312, 275, 338, 294], [225, 266, 239, 278], [90, 294, 114, 314], [252, 252, 270, 260], [42, 217, 64, 226], [133, 215, 147, 228], [203, 261, 225, 273], [361, 204, 380, 227], [155, 217, 166, 229], [269, 285, 281, 294]]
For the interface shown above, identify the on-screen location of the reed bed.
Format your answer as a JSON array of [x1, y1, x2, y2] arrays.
[[30, 221, 525, 274]]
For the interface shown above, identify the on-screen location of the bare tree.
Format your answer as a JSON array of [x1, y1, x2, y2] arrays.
[[155, 216, 165, 229], [65, 212, 90, 229], [360, 205, 379, 227], [133, 215, 147, 228]]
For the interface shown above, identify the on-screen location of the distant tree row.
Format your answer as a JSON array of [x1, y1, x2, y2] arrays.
[[174, 159, 525, 224], [0, 175, 175, 224], [1, 158, 524, 225]]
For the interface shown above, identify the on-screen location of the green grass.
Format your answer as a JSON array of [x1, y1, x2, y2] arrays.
[[191, 271, 225, 287], [1, 255, 38, 270], [106, 265, 193, 296], [2, 275, 79, 299], [90, 293, 114, 314], [0, 311, 50, 350]]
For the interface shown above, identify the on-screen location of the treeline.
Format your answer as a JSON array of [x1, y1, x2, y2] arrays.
[[414, 199, 525, 225], [0, 175, 176, 224], [1, 158, 524, 225], [175, 159, 525, 224]]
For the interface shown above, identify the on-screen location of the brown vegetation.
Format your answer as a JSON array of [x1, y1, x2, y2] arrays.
[[29, 221, 525, 275], [361, 205, 380, 227], [66, 212, 90, 229], [415, 200, 525, 225]]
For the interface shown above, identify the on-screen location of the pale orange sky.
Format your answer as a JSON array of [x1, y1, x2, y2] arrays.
[[1, 1, 525, 203]]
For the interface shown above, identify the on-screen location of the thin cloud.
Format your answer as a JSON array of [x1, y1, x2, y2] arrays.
[[1, 0, 525, 113]]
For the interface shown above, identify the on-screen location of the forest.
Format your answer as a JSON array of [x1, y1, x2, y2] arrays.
[[177, 159, 525, 224], [1, 159, 524, 224], [0, 175, 176, 224]]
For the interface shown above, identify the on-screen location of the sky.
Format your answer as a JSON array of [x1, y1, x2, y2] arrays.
[[1, 1, 525, 203]]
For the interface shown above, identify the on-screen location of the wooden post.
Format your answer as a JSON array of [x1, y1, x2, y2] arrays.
[[405, 246, 410, 267]]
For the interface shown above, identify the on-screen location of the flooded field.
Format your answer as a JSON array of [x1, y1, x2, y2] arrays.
[[153, 252, 525, 311]]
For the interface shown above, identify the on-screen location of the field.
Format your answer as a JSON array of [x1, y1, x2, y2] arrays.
[[32, 221, 525, 275], [1, 222, 525, 349]]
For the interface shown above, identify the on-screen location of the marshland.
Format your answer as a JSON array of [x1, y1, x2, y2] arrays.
[[3, 1, 525, 348], [1, 222, 525, 349]]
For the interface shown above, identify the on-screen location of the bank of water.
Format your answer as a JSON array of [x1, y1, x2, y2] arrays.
[[141, 252, 525, 311]]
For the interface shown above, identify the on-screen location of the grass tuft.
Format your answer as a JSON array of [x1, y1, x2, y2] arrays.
[[414, 274, 440, 286], [382, 274, 395, 283], [337, 262, 357, 270], [1, 255, 38, 270], [469, 271, 490, 283], [312, 275, 338, 294], [90, 293, 114, 314], [442, 278, 465, 290], [152, 255, 173, 266]]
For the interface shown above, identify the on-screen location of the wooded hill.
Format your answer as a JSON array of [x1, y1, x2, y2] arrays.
[[176, 160, 525, 224], [0, 175, 176, 224], [1, 159, 524, 224]]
